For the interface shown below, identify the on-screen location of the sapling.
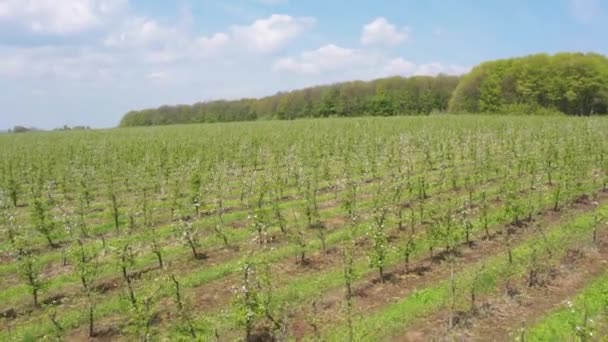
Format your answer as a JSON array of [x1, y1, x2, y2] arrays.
[[527, 245, 542, 287], [234, 257, 262, 341], [250, 207, 270, 245], [127, 276, 164, 341], [464, 174, 474, 206], [213, 183, 230, 247], [300, 172, 321, 228], [480, 191, 490, 240], [448, 256, 457, 329], [44, 307, 64, 340], [75, 193, 90, 238], [16, 246, 44, 307], [273, 198, 287, 235], [417, 174, 428, 200], [470, 264, 485, 312], [71, 239, 99, 337], [146, 225, 164, 269], [169, 175, 184, 220], [126, 208, 136, 234], [439, 203, 460, 255], [504, 225, 513, 265], [315, 222, 328, 254], [552, 181, 562, 212], [399, 231, 416, 272], [591, 206, 602, 245], [6, 176, 19, 207], [189, 172, 202, 218], [78, 177, 94, 211], [107, 185, 120, 234], [116, 241, 137, 306], [29, 190, 58, 248], [408, 206, 417, 234], [170, 275, 198, 338], [460, 202, 474, 247], [368, 221, 389, 282], [256, 257, 285, 336], [290, 210, 308, 264], [340, 172, 359, 224], [98, 232, 108, 256], [213, 215, 230, 248], [174, 216, 201, 259], [1, 204, 18, 245], [342, 235, 356, 342], [140, 185, 151, 231], [306, 300, 322, 342]]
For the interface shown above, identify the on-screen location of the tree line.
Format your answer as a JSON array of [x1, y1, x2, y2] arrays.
[[120, 52, 608, 127], [119, 76, 459, 126]]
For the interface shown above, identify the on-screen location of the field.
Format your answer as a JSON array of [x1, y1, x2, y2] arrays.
[[1, 115, 608, 341]]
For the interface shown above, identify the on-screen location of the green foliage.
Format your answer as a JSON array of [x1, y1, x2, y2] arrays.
[[119, 75, 460, 126], [450, 52, 608, 115]]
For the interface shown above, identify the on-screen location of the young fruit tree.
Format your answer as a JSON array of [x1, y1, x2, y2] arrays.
[[71, 239, 100, 337]]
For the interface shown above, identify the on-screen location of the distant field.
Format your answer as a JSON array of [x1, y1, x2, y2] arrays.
[[1, 115, 607, 341]]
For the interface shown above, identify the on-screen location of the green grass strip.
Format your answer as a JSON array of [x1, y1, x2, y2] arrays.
[[525, 272, 608, 341]]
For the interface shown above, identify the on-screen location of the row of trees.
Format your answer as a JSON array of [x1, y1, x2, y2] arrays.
[[119, 75, 460, 126], [119, 52, 608, 127]]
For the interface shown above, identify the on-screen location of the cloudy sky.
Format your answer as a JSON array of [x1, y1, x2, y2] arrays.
[[0, 0, 606, 129]]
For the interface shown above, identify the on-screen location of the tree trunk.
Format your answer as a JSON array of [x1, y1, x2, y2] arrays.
[[32, 287, 39, 307], [188, 240, 198, 259], [155, 251, 164, 269], [88, 301, 95, 337], [45, 234, 57, 249]]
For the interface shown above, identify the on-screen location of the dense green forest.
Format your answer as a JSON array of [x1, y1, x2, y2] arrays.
[[450, 53, 608, 115], [120, 52, 608, 127]]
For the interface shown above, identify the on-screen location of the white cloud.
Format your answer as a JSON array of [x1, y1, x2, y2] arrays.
[[230, 14, 315, 53], [257, 0, 289, 5], [197, 33, 231, 56], [274, 44, 367, 73], [414, 63, 469, 76], [0, 55, 27, 76], [104, 17, 182, 48], [384, 58, 469, 77], [361, 17, 409, 47], [147, 71, 170, 82], [0, 47, 116, 81], [103, 13, 313, 64], [275, 45, 469, 78], [384, 58, 416, 75], [0, 0, 126, 34]]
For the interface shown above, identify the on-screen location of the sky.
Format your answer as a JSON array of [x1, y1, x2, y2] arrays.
[[0, 0, 607, 129]]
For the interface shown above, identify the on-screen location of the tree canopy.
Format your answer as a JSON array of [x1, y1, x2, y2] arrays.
[[119, 75, 460, 127], [449, 52, 608, 115]]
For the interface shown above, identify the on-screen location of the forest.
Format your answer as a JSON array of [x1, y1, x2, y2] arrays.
[[119, 75, 459, 126], [119, 52, 608, 127]]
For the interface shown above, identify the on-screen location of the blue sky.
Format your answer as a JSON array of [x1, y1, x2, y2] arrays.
[[0, 0, 606, 129]]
